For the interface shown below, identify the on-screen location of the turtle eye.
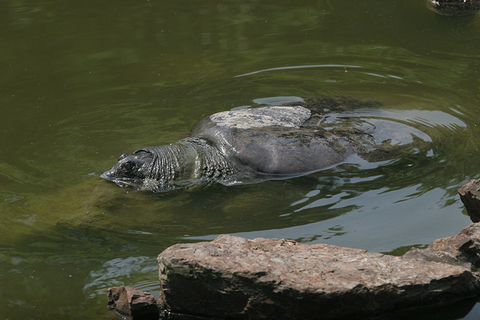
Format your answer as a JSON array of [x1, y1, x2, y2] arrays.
[[121, 161, 136, 172]]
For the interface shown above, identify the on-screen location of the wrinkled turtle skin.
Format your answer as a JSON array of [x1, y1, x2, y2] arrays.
[[101, 97, 429, 193]]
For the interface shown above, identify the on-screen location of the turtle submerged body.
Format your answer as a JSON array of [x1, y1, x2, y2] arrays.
[[101, 98, 429, 193]]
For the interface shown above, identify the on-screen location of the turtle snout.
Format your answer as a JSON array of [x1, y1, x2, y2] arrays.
[[100, 168, 115, 181]]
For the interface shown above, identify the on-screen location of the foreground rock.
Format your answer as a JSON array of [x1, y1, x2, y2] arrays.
[[106, 181, 480, 319], [157, 231, 480, 320], [426, 0, 480, 15]]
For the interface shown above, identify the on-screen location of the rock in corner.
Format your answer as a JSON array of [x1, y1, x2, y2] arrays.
[[157, 233, 480, 320], [459, 178, 480, 222]]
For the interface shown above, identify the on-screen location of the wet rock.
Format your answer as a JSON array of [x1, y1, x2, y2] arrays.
[[107, 286, 159, 320], [459, 178, 480, 222], [404, 223, 480, 270], [426, 0, 480, 15], [157, 234, 480, 320], [404, 233, 473, 268]]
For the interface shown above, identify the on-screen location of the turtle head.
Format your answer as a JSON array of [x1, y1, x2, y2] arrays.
[[101, 149, 155, 190]]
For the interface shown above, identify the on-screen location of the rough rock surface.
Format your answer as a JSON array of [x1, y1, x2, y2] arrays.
[[405, 223, 480, 269], [157, 233, 480, 320], [459, 178, 480, 222], [107, 286, 159, 320]]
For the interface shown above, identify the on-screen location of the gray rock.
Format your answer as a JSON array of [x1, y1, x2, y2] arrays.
[[157, 234, 480, 320]]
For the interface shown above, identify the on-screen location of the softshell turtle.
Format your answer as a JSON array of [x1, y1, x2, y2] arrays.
[[101, 97, 429, 193]]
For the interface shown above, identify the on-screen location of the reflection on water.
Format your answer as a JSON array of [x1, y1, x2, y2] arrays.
[[235, 64, 362, 77], [2, 0, 480, 319], [84, 256, 158, 297]]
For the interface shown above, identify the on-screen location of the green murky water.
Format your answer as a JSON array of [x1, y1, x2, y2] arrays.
[[2, 0, 480, 319]]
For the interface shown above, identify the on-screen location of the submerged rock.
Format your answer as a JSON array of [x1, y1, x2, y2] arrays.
[[101, 97, 430, 193], [107, 286, 159, 320], [156, 232, 480, 320]]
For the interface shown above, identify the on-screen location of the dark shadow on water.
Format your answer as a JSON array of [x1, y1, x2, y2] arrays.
[[107, 297, 480, 320], [377, 297, 480, 320]]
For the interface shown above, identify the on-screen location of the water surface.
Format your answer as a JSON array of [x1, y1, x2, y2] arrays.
[[2, 0, 480, 319]]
